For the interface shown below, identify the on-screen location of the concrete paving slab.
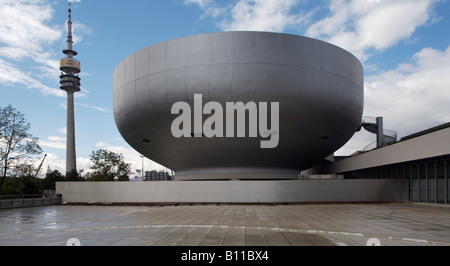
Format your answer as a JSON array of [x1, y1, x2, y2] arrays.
[[1, 203, 450, 246]]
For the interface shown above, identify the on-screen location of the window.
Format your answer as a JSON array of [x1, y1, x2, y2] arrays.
[[419, 164, 427, 202], [447, 161, 450, 204], [411, 165, 419, 202], [437, 161, 446, 203], [427, 163, 436, 203]]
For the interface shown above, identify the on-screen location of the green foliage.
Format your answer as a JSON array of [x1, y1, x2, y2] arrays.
[[39, 169, 85, 193], [117, 175, 130, 182], [0, 175, 42, 195], [87, 149, 131, 182], [0, 177, 24, 195], [9, 161, 37, 178], [21, 175, 42, 195], [0, 105, 42, 189], [85, 172, 112, 182], [66, 169, 84, 181], [42, 170, 67, 190]]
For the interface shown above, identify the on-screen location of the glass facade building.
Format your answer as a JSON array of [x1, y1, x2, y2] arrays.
[[344, 155, 449, 204]]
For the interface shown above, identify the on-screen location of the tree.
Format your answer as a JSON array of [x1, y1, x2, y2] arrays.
[[20, 175, 42, 195], [66, 169, 84, 182], [87, 149, 131, 182], [0, 105, 42, 188], [117, 175, 129, 182], [0, 175, 42, 195], [42, 170, 67, 190]]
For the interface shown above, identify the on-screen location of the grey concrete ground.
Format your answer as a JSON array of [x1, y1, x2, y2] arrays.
[[0, 203, 450, 246]]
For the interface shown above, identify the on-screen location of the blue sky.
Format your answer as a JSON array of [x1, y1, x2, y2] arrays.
[[1, 0, 450, 176]]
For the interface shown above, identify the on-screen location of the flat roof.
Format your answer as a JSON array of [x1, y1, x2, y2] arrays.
[[305, 125, 450, 174]]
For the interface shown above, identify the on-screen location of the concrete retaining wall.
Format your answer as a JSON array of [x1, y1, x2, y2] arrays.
[[56, 179, 409, 204]]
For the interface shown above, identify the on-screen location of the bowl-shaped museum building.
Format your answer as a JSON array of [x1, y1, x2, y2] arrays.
[[113, 32, 364, 180]]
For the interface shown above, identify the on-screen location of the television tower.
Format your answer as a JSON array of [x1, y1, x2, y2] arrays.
[[60, 2, 81, 173]]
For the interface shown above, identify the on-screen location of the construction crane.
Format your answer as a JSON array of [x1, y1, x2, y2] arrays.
[[34, 154, 47, 178]]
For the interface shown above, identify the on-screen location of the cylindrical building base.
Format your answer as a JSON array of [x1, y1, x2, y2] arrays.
[[174, 168, 299, 181]]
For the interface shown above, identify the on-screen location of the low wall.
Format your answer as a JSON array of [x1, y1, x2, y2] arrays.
[[56, 180, 409, 204], [0, 196, 62, 210]]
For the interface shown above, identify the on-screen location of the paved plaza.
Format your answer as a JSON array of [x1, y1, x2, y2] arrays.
[[1, 203, 450, 246]]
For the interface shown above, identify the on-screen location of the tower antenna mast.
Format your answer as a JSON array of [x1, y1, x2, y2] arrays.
[[60, 1, 81, 173]]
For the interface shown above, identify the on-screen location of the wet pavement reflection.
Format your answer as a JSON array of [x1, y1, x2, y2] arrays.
[[0, 203, 450, 246]]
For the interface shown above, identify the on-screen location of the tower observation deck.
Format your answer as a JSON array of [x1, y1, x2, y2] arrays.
[[60, 2, 81, 173], [60, 2, 80, 93]]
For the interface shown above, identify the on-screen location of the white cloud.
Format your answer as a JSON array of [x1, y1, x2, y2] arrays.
[[364, 45, 450, 134], [71, 21, 93, 46], [0, 1, 60, 52], [0, 57, 64, 97], [222, 0, 307, 32], [39, 134, 66, 150], [305, 0, 438, 61], [33, 153, 61, 175], [337, 44, 450, 155], [184, 0, 212, 8], [184, 0, 226, 19], [95, 141, 170, 175], [185, 0, 312, 31], [336, 131, 375, 156], [48, 136, 66, 142], [76, 157, 91, 173], [0, 0, 91, 97], [0, 47, 29, 60], [33, 152, 90, 176], [185, 0, 437, 61], [0, 0, 63, 95], [39, 140, 66, 150], [57, 127, 67, 135], [75, 103, 112, 114], [59, 101, 110, 113]]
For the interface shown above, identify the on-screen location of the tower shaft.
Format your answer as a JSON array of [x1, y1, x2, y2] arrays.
[[66, 91, 77, 173], [60, 2, 81, 173]]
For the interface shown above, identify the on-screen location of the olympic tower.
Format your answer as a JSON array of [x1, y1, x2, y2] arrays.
[[60, 2, 81, 173]]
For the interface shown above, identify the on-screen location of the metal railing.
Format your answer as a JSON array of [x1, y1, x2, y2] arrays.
[[361, 116, 398, 151], [362, 116, 377, 125], [0, 194, 46, 200], [0, 194, 62, 209]]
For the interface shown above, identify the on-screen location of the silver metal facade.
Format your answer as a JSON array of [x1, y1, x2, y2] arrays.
[[113, 32, 364, 180]]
